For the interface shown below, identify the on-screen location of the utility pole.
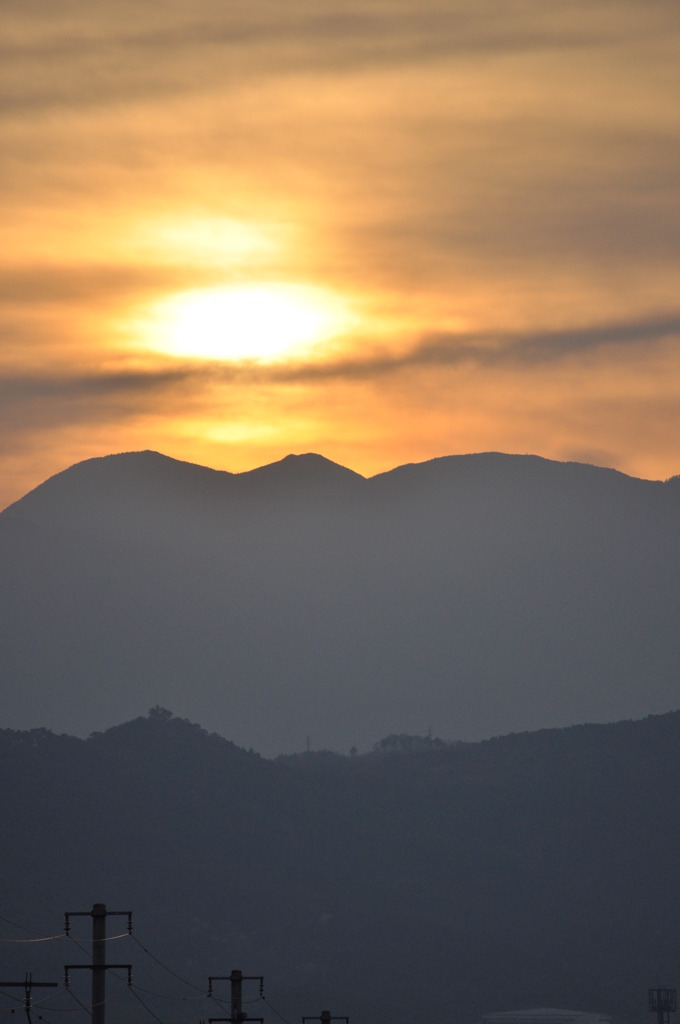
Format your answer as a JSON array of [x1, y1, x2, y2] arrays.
[[302, 1011, 349, 1024], [649, 989, 677, 1024], [64, 903, 132, 1024], [0, 972, 57, 1024], [208, 969, 264, 1024]]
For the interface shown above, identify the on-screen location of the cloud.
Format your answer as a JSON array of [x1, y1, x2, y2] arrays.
[[3, 0, 677, 299], [3, 0, 676, 115], [0, 368, 197, 442], [1, 311, 677, 411], [0, 265, 196, 306], [1, 311, 678, 510], [419, 315, 680, 368], [238, 313, 680, 384], [2, 0, 678, 506]]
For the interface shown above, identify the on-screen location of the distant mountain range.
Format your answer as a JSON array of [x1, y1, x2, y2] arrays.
[[2, 708, 680, 1024], [1, 450, 679, 753]]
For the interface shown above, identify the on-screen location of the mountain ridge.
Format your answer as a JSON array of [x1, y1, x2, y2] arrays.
[[5, 448, 677, 527], [1, 449, 678, 753]]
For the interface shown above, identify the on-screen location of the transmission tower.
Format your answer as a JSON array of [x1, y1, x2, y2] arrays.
[[650, 989, 677, 1024], [302, 1010, 349, 1024], [208, 969, 264, 1024], [0, 972, 57, 1024], [64, 903, 132, 1024]]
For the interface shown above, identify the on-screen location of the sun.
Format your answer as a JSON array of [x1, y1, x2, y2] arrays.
[[141, 283, 354, 363]]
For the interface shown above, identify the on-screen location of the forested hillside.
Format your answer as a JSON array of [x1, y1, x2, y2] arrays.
[[2, 709, 679, 1024]]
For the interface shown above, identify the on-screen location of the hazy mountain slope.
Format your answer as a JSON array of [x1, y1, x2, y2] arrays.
[[2, 450, 365, 538], [2, 709, 679, 1024], [1, 451, 678, 752]]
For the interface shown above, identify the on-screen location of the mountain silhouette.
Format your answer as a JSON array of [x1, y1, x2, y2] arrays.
[[1, 450, 678, 753]]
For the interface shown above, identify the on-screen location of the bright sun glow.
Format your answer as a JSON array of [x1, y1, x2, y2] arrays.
[[131, 217, 285, 266], [142, 284, 354, 362]]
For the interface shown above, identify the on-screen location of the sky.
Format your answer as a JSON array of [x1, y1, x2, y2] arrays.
[[2, 0, 679, 510]]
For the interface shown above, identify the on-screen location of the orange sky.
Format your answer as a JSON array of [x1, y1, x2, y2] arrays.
[[2, 0, 679, 509]]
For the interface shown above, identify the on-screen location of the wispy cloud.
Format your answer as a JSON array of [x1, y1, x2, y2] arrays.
[[417, 315, 680, 369], [228, 313, 680, 383], [4, 0, 677, 120], [0, 265, 194, 306], [2, 312, 677, 404]]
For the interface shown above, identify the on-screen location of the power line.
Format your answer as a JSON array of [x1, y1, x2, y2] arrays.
[[18, 998, 61, 1012], [131, 936, 206, 993], [261, 995, 295, 1024], [208, 996, 232, 1016], [0, 938, 64, 945], [126, 986, 165, 1024], [21, 1005, 82, 1015], [0, 916, 64, 944], [0, 916, 46, 936], [127, 982, 206, 1003], [66, 935, 90, 958], [64, 988, 92, 1018]]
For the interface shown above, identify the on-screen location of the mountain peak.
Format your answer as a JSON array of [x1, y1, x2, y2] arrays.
[[1, 450, 233, 528], [239, 451, 366, 492]]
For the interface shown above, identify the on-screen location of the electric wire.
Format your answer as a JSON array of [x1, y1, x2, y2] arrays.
[[65, 932, 129, 945], [64, 988, 92, 1018], [126, 985, 165, 1024], [21, 1007, 81, 1015], [22, 999, 60, 1012], [63, 936, 116, 1015], [207, 995, 232, 1016], [0, 917, 61, 937], [63, 930, 94, 999], [113, 964, 205, 1024], [64, 923, 130, 1005], [66, 934, 90, 954], [131, 936, 206, 993], [260, 995, 294, 1024], [67, 925, 205, 1020], [0, 937, 65, 944], [0, 914, 65, 943], [0, 912, 293, 1024], [208, 990, 264, 1010], [127, 982, 206, 1003], [0, 995, 62, 1016]]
